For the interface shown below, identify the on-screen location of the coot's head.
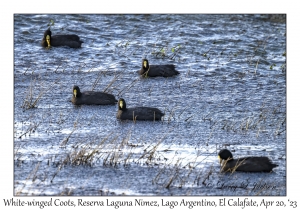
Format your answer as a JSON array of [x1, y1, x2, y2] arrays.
[[73, 86, 81, 98], [142, 59, 149, 69], [118, 98, 127, 110], [43, 28, 52, 47], [218, 149, 233, 164]]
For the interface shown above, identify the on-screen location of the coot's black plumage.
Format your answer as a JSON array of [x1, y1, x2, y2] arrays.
[[218, 149, 278, 173], [116, 98, 164, 121], [41, 28, 83, 48], [71, 86, 117, 105], [138, 59, 179, 77]]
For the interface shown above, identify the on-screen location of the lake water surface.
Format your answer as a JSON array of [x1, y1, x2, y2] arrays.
[[14, 14, 286, 196]]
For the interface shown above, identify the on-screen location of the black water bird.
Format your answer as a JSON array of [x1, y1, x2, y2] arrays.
[[116, 98, 164, 121], [218, 149, 278, 173], [138, 59, 179, 77], [41, 28, 83, 48], [71, 86, 117, 105]]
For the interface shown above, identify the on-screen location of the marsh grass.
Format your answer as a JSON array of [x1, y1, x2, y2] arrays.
[[113, 37, 183, 61], [55, 127, 178, 169], [90, 63, 122, 93], [60, 122, 77, 147], [220, 158, 247, 173], [165, 159, 182, 188], [66, 134, 112, 166], [201, 166, 214, 187], [67, 144, 98, 166], [151, 148, 217, 189], [214, 103, 286, 137], [57, 130, 134, 167], [21, 77, 56, 110], [17, 120, 42, 139], [15, 162, 41, 195], [151, 44, 182, 61], [117, 76, 141, 96]]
